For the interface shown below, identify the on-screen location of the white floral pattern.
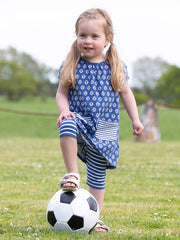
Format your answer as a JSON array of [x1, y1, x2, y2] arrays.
[[58, 58, 128, 169]]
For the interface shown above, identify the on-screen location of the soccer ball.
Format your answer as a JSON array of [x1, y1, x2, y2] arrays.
[[47, 188, 99, 234]]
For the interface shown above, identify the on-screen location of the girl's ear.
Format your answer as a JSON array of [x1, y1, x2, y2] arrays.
[[105, 36, 111, 47]]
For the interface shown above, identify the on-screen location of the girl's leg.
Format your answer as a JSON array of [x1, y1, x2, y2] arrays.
[[59, 117, 78, 188], [86, 147, 108, 232], [88, 187, 105, 214], [89, 187, 107, 232], [60, 135, 78, 173]]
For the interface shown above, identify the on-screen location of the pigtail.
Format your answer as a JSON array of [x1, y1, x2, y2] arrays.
[[106, 43, 125, 92], [60, 40, 81, 88]]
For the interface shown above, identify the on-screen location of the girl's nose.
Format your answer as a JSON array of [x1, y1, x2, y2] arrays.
[[85, 36, 92, 44]]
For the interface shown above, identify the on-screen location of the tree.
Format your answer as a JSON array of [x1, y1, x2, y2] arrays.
[[153, 65, 180, 107], [0, 60, 40, 100], [0, 47, 49, 81], [132, 57, 169, 96], [0, 46, 57, 100]]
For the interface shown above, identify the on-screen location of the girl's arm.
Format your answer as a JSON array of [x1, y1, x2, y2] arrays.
[[56, 82, 75, 127], [119, 82, 144, 137]]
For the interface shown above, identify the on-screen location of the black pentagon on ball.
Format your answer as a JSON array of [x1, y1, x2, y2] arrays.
[[60, 191, 76, 204], [47, 211, 57, 227], [68, 215, 84, 230], [87, 196, 98, 212]]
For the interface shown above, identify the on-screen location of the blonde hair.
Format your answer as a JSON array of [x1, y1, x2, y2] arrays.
[[60, 8, 125, 91]]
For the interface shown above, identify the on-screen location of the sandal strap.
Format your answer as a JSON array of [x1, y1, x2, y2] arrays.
[[58, 173, 80, 189], [94, 220, 110, 232]]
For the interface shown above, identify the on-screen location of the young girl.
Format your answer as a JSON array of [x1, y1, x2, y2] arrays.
[[56, 8, 144, 232]]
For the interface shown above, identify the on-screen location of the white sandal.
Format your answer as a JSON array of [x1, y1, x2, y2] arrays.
[[94, 220, 110, 232], [58, 173, 80, 191]]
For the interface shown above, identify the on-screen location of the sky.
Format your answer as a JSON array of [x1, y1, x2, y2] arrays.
[[0, 0, 180, 84]]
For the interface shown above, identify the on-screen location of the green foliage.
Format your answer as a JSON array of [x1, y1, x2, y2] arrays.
[[132, 89, 149, 105], [153, 65, 180, 107], [132, 57, 169, 95], [0, 60, 40, 100], [132, 56, 180, 107], [0, 47, 57, 100]]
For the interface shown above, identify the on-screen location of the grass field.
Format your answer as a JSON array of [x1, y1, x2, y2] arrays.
[[0, 98, 180, 239], [0, 97, 180, 141]]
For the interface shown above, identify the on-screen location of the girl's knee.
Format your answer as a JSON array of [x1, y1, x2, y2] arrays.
[[59, 117, 77, 138]]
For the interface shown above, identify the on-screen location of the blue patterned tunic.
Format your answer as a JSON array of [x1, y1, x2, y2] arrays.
[[58, 58, 128, 169]]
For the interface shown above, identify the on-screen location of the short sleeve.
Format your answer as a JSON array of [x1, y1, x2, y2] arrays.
[[122, 61, 129, 81]]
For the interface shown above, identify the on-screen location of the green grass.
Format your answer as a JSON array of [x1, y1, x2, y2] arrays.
[[0, 98, 180, 239], [0, 138, 179, 239], [0, 97, 180, 141], [0, 98, 58, 138]]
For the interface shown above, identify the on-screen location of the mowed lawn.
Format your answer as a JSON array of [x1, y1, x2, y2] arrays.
[[0, 98, 180, 239]]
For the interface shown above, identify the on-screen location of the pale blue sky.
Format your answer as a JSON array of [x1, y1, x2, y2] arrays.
[[0, 0, 179, 83]]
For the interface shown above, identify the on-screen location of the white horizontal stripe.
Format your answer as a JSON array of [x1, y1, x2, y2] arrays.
[[60, 127, 77, 133], [95, 120, 118, 141], [87, 164, 106, 173]]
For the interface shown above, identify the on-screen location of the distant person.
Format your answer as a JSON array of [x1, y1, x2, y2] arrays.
[[56, 8, 144, 232]]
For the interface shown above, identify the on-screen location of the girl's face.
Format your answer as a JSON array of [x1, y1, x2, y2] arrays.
[[76, 19, 110, 63]]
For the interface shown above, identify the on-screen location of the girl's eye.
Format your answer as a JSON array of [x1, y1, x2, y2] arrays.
[[92, 35, 98, 38], [79, 34, 86, 38]]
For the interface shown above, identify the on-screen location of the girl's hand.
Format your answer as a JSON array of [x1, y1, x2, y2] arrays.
[[132, 120, 144, 137], [57, 110, 76, 127]]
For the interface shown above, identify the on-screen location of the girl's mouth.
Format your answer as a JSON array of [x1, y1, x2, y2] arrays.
[[84, 47, 93, 50]]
